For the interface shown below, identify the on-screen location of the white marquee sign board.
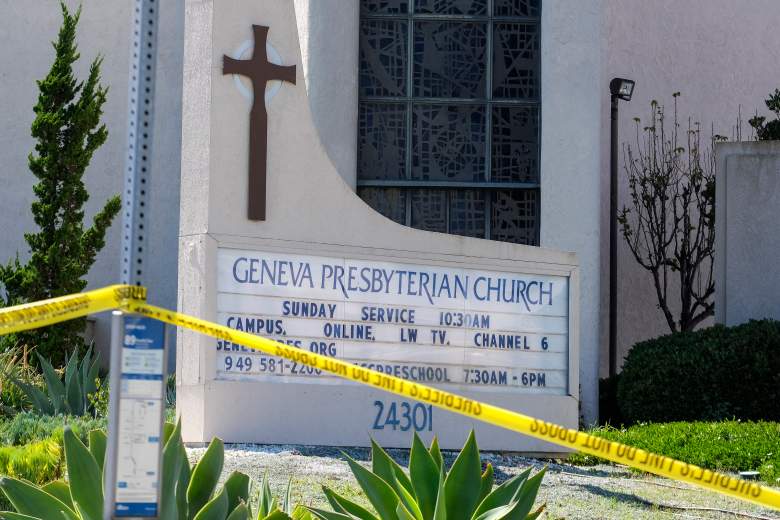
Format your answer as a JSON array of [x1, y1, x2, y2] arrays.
[[214, 248, 570, 439]]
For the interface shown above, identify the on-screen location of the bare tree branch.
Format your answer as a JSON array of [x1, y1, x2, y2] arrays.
[[618, 94, 719, 333]]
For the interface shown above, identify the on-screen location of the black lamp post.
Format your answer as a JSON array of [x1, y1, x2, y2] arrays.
[[608, 78, 635, 379]]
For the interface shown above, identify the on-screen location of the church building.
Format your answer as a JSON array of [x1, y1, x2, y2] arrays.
[[1, 0, 777, 446]]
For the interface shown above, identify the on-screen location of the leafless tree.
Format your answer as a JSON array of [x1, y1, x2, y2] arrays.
[[618, 93, 724, 333]]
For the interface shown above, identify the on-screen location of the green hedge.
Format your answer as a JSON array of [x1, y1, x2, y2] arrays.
[[0, 439, 63, 510], [617, 320, 780, 424], [0, 413, 104, 511], [0, 440, 62, 483], [0, 412, 104, 446], [568, 421, 780, 486]]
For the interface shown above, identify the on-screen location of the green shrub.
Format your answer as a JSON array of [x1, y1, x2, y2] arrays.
[[313, 432, 546, 520], [567, 421, 780, 485], [617, 320, 780, 424], [0, 440, 62, 484], [0, 347, 45, 417], [0, 412, 104, 447], [749, 88, 780, 141]]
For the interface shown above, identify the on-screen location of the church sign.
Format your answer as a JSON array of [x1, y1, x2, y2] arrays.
[[216, 249, 569, 406], [177, 0, 579, 451]]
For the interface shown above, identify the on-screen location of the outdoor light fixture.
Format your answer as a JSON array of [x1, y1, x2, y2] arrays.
[[610, 78, 635, 102], [608, 77, 636, 379]]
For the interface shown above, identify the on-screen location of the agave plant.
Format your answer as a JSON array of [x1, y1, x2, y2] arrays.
[[0, 422, 306, 520], [310, 432, 545, 520], [10, 347, 101, 417]]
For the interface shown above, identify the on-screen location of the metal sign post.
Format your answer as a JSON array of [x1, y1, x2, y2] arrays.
[[104, 311, 168, 519], [121, 0, 160, 287]]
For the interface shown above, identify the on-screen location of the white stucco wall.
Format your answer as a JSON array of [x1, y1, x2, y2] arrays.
[[293, 0, 359, 187], [0, 0, 183, 358], [540, 0, 602, 425], [715, 142, 780, 326], [602, 0, 780, 374]]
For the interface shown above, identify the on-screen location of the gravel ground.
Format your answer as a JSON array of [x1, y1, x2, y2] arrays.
[[187, 445, 780, 520]]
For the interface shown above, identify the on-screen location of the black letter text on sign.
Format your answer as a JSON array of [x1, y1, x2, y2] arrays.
[[223, 25, 297, 221]]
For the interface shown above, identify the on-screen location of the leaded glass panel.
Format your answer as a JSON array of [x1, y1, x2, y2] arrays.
[[494, 0, 540, 17], [358, 188, 407, 224], [412, 104, 486, 182], [491, 190, 539, 245], [493, 22, 539, 99], [358, 1, 542, 246], [360, 20, 408, 97], [411, 190, 448, 232], [413, 22, 487, 99], [415, 0, 487, 15], [492, 106, 539, 183], [361, 0, 409, 15], [359, 103, 407, 180], [450, 191, 486, 238]]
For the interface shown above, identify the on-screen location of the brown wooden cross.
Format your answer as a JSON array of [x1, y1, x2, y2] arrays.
[[223, 25, 297, 221]]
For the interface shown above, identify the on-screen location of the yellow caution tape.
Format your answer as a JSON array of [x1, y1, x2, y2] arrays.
[[0, 285, 146, 335], [128, 301, 780, 512], [0, 287, 777, 510]]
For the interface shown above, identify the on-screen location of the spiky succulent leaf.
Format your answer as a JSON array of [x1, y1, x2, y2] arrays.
[[163, 422, 176, 444], [87, 430, 107, 472], [10, 376, 53, 415], [263, 510, 294, 520], [160, 421, 185, 520], [177, 441, 192, 520], [370, 438, 413, 496], [41, 481, 72, 510], [187, 437, 225, 518], [257, 471, 275, 518], [393, 473, 422, 520], [524, 505, 545, 520], [226, 503, 251, 520], [283, 478, 293, 515], [306, 508, 354, 520], [192, 486, 228, 520], [471, 469, 531, 520], [431, 468, 446, 520], [396, 503, 417, 520], [292, 505, 315, 520], [409, 433, 439, 520], [322, 486, 378, 520], [64, 350, 84, 415], [82, 348, 101, 402], [0, 512, 42, 519], [224, 472, 251, 516], [37, 354, 66, 413], [345, 454, 400, 520], [443, 431, 481, 520], [63, 428, 103, 520], [0, 477, 78, 520], [428, 438, 443, 472], [478, 464, 493, 505], [501, 468, 545, 520]]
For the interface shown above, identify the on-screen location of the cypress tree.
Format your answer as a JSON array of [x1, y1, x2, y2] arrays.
[[0, 3, 121, 366]]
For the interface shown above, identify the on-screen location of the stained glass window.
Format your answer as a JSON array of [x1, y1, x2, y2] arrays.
[[358, 0, 541, 246]]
